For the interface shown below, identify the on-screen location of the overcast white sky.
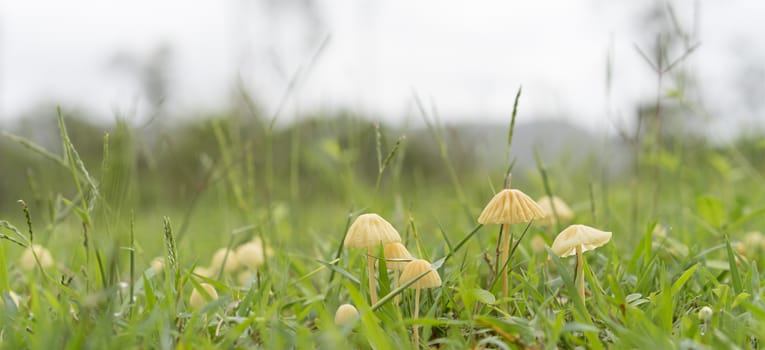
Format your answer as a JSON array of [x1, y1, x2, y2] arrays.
[[2, 0, 764, 136]]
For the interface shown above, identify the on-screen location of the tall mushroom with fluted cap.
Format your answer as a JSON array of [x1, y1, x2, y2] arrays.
[[383, 242, 413, 304], [399, 259, 442, 350], [537, 195, 575, 226], [344, 213, 401, 304], [478, 180, 545, 304], [551, 224, 612, 305]]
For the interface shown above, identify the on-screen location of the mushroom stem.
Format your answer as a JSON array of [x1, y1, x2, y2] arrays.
[[368, 247, 378, 304], [393, 270, 400, 305], [413, 287, 421, 349], [575, 245, 585, 304], [500, 223, 510, 306]]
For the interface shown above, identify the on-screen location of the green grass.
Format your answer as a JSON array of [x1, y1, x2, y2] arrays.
[[0, 102, 764, 350]]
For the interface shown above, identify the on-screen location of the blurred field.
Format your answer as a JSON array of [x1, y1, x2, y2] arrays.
[[0, 101, 764, 348]]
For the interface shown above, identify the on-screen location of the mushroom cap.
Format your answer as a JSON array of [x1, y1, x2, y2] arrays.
[[383, 242, 413, 271], [537, 196, 575, 223], [189, 283, 219, 309], [334, 303, 359, 325], [551, 224, 612, 257], [399, 259, 442, 289], [344, 213, 401, 249], [19, 244, 55, 271], [236, 240, 266, 269], [210, 248, 240, 273], [150, 257, 165, 273], [478, 189, 546, 225]]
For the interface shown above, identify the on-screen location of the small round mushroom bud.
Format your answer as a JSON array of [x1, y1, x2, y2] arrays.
[[210, 248, 240, 274], [19, 244, 55, 271], [698, 306, 713, 322], [334, 303, 359, 325], [536, 196, 575, 225], [150, 257, 165, 273], [189, 283, 218, 309]]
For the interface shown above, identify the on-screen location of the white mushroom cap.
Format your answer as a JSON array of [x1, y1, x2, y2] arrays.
[[334, 303, 359, 325], [478, 189, 546, 225], [551, 224, 612, 257], [19, 244, 55, 271], [537, 196, 575, 223], [344, 214, 401, 249], [383, 242, 413, 271], [399, 259, 442, 289], [189, 283, 219, 309]]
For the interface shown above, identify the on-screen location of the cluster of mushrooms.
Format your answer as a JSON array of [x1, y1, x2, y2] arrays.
[[334, 180, 613, 347]]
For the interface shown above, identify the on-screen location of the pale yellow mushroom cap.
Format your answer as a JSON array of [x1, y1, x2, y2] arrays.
[[210, 248, 240, 273], [19, 244, 55, 271], [236, 241, 265, 269], [537, 196, 575, 223], [334, 303, 359, 325], [478, 189, 546, 225], [344, 213, 401, 249], [189, 283, 219, 309], [399, 259, 442, 289], [237, 270, 254, 286], [383, 242, 413, 271], [192, 266, 214, 279], [530, 235, 548, 255], [150, 257, 165, 273], [551, 224, 612, 257]]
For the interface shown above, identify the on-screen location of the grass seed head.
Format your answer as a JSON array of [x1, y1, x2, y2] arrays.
[[334, 303, 359, 325], [478, 189, 546, 225]]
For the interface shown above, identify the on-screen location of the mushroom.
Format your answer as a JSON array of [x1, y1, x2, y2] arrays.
[[235, 240, 266, 269], [478, 183, 545, 304], [150, 257, 165, 273], [189, 283, 219, 309], [334, 303, 359, 326], [344, 213, 402, 304], [399, 259, 442, 349], [19, 244, 55, 271], [550, 224, 612, 304], [210, 248, 240, 275], [383, 242, 413, 304], [536, 195, 575, 225]]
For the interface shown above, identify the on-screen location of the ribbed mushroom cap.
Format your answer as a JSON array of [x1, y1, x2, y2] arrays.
[[236, 240, 265, 269], [189, 283, 218, 309], [537, 196, 575, 223], [478, 189, 546, 225], [334, 303, 359, 325], [383, 242, 413, 271], [551, 224, 612, 257], [344, 213, 402, 249], [19, 244, 55, 271], [211, 248, 240, 273], [399, 259, 442, 289]]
